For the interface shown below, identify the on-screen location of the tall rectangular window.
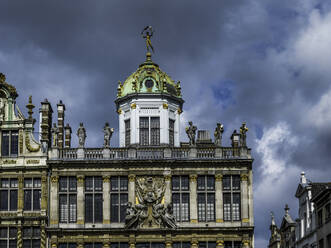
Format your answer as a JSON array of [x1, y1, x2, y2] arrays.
[[84, 244, 102, 248], [125, 119, 130, 147], [169, 119, 175, 146], [318, 210, 323, 227], [139, 117, 160, 146], [197, 176, 215, 222], [325, 203, 330, 221], [59, 177, 77, 223], [223, 175, 241, 221], [0, 227, 17, 248], [224, 241, 241, 248], [0, 179, 17, 211], [85, 177, 103, 223], [111, 176, 128, 223], [23, 178, 41, 211], [1, 131, 18, 157], [22, 227, 40, 248], [172, 176, 189, 222]]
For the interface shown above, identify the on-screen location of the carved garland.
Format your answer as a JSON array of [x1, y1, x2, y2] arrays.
[[25, 132, 40, 152], [19, 131, 23, 154]]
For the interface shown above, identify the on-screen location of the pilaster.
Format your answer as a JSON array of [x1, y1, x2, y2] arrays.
[[50, 175, 58, 225], [77, 175, 85, 225], [190, 174, 198, 223], [41, 174, 47, 215], [241, 174, 249, 223], [17, 175, 24, 214], [215, 174, 223, 223], [164, 174, 171, 205], [128, 174, 136, 204], [103, 175, 110, 224]]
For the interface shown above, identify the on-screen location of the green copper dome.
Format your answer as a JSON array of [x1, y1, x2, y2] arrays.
[[117, 52, 182, 99]]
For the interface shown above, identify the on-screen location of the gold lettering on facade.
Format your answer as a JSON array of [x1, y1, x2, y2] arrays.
[[3, 160, 16, 164], [26, 160, 40, 164]]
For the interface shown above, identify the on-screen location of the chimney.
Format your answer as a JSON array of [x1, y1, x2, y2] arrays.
[[57, 100, 65, 148], [300, 171, 307, 184], [39, 99, 53, 147], [64, 123, 72, 148]]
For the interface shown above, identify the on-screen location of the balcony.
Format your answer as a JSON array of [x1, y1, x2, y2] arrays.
[[49, 146, 252, 161]]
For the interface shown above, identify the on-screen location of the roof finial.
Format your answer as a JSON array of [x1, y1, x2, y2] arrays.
[[26, 95, 35, 120], [284, 204, 290, 215], [141, 26, 154, 60]]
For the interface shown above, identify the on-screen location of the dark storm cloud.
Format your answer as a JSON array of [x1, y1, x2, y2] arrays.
[[1, 1, 331, 247]]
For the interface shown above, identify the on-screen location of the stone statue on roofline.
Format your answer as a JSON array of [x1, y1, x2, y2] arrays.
[[240, 122, 248, 147], [214, 123, 224, 146], [51, 123, 59, 148], [77, 123, 86, 148], [103, 122, 114, 148], [185, 121, 197, 146]]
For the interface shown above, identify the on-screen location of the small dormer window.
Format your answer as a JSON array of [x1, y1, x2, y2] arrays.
[[145, 79, 154, 89], [1, 131, 18, 157], [139, 117, 160, 146]]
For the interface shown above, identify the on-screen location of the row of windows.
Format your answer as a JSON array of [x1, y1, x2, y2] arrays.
[[124, 118, 175, 146], [0, 178, 41, 211], [59, 175, 242, 224], [58, 242, 242, 248], [1, 131, 18, 157], [317, 202, 331, 227], [0, 227, 40, 248]]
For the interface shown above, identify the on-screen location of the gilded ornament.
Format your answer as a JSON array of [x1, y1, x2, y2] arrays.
[[190, 219, 198, 223], [242, 218, 250, 223], [216, 240, 224, 247], [117, 108, 122, 115], [164, 174, 171, 181], [103, 176, 110, 183], [3, 160, 16, 164], [130, 103, 136, 109], [25, 131, 41, 152], [240, 174, 249, 181], [141, 26, 154, 53], [177, 108, 182, 114], [216, 218, 224, 223], [215, 174, 223, 182], [51, 176, 58, 183], [26, 160, 40, 164], [77, 175, 84, 183], [189, 174, 197, 182], [163, 103, 168, 109], [128, 174, 135, 182]]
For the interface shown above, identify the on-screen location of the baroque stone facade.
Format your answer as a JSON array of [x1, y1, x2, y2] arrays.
[[0, 44, 254, 248]]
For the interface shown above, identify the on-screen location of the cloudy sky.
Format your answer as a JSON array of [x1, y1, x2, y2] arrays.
[[1, 0, 331, 246]]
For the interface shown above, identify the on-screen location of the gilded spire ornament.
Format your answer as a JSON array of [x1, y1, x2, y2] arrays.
[[141, 26, 154, 54], [26, 95, 35, 121]]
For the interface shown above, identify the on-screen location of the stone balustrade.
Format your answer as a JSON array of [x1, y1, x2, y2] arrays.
[[50, 146, 251, 160]]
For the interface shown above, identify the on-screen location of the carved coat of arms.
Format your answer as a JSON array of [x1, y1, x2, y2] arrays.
[[125, 176, 176, 229]]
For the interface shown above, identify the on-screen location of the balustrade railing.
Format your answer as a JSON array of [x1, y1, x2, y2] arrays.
[[55, 146, 251, 160]]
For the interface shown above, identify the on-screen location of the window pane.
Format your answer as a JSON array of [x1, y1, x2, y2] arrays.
[[85, 177, 93, 192], [24, 179, 32, 188], [32, 240, 40, 248], [0, 190, 8, 210], [172, 176, 180, 191], [150, 117, 160, 146], [120, 177, 128, 191], [172, 193, 180, 221], [198, 242, 207, 248], [84, 244, 93, 248], [181, 176, 189, 190], [23, 227, 31, 238], [111, 177, 118, 191], [59, 195, 68, 223], [111, 243, 119, 248], [224, 242, 232, 248], [69, 195, 77, 223], [197, 176, 205, 191], [151, 243, 164, 248], [10, 132, 18, 156], [85, 194, 93, 223], [111, 194, 119, 222], [207, 243, 216, 248], [182, 193, 190, 222], [120, 243, 128, 248], [69, 244, 77, 248], [33, 178, 41, 188], [198, 193, 206, 221], [120, 194, 128, 222], [9, 228, 17, 238], [233, 242, 241, 248], [9, 240, 17, 248], [23, 240, 30, 248], [232, 193, 241, 221], [182, 243, 190, 248], [0, 240, 8, 248], [59, 244, 67, 248], [207, 193, 215, 221], [94, 194, 103, 223], [136, 244, 149, 248], [232, 176, 240, 190], [223, 193, 231, 221], [94, 244, 103, 248], [33, 190, 41, 210], [10, 179, 18, 188], [59, 177, 68, 192], [1, 179, 9, 188], [10, 190, 17, 210], [2, 131, 9, 156], [69, 177, 77, 192], [207, 176, 214, 190], [223, 176, 231, 190], [125, 119, 130, 147], [94, 177, 102, 191], [0, 228, 7, 238], [139, 117, 149, 146], [32, 228, 40, 237]]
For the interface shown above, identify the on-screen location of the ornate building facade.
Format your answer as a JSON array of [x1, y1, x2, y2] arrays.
[[0, 37, 254, 248]]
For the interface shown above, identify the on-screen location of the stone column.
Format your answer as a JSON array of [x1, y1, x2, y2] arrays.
[[189, 174, 198, 223], [160, 104, 169, 145], [17, 175, 24, 215], [77, 175, 85, 225], [17, 226, 22, 248], [215, 174, 223, 223], [164, 174, 171, 205], [40, 224, 46, 248], [241, 174, 249, 223], [50, 175, 58, 225], [128, 174, 136, 204], [103, 176, 110, 224], [41, 174, 47, 216]]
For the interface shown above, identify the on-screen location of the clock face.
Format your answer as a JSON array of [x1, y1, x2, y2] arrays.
[[145, 79, 154, 89]]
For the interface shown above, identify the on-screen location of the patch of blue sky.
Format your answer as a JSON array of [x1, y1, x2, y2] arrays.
[[211, 80, 236, 109]]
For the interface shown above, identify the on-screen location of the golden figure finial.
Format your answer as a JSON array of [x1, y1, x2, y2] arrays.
[[141, 26, 154, 53]]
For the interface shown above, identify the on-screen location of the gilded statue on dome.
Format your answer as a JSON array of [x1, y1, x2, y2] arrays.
[[141, 26, 154, 53]]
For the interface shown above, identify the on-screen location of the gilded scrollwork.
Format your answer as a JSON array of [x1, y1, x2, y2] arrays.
[[25, 131, 41, 152]]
